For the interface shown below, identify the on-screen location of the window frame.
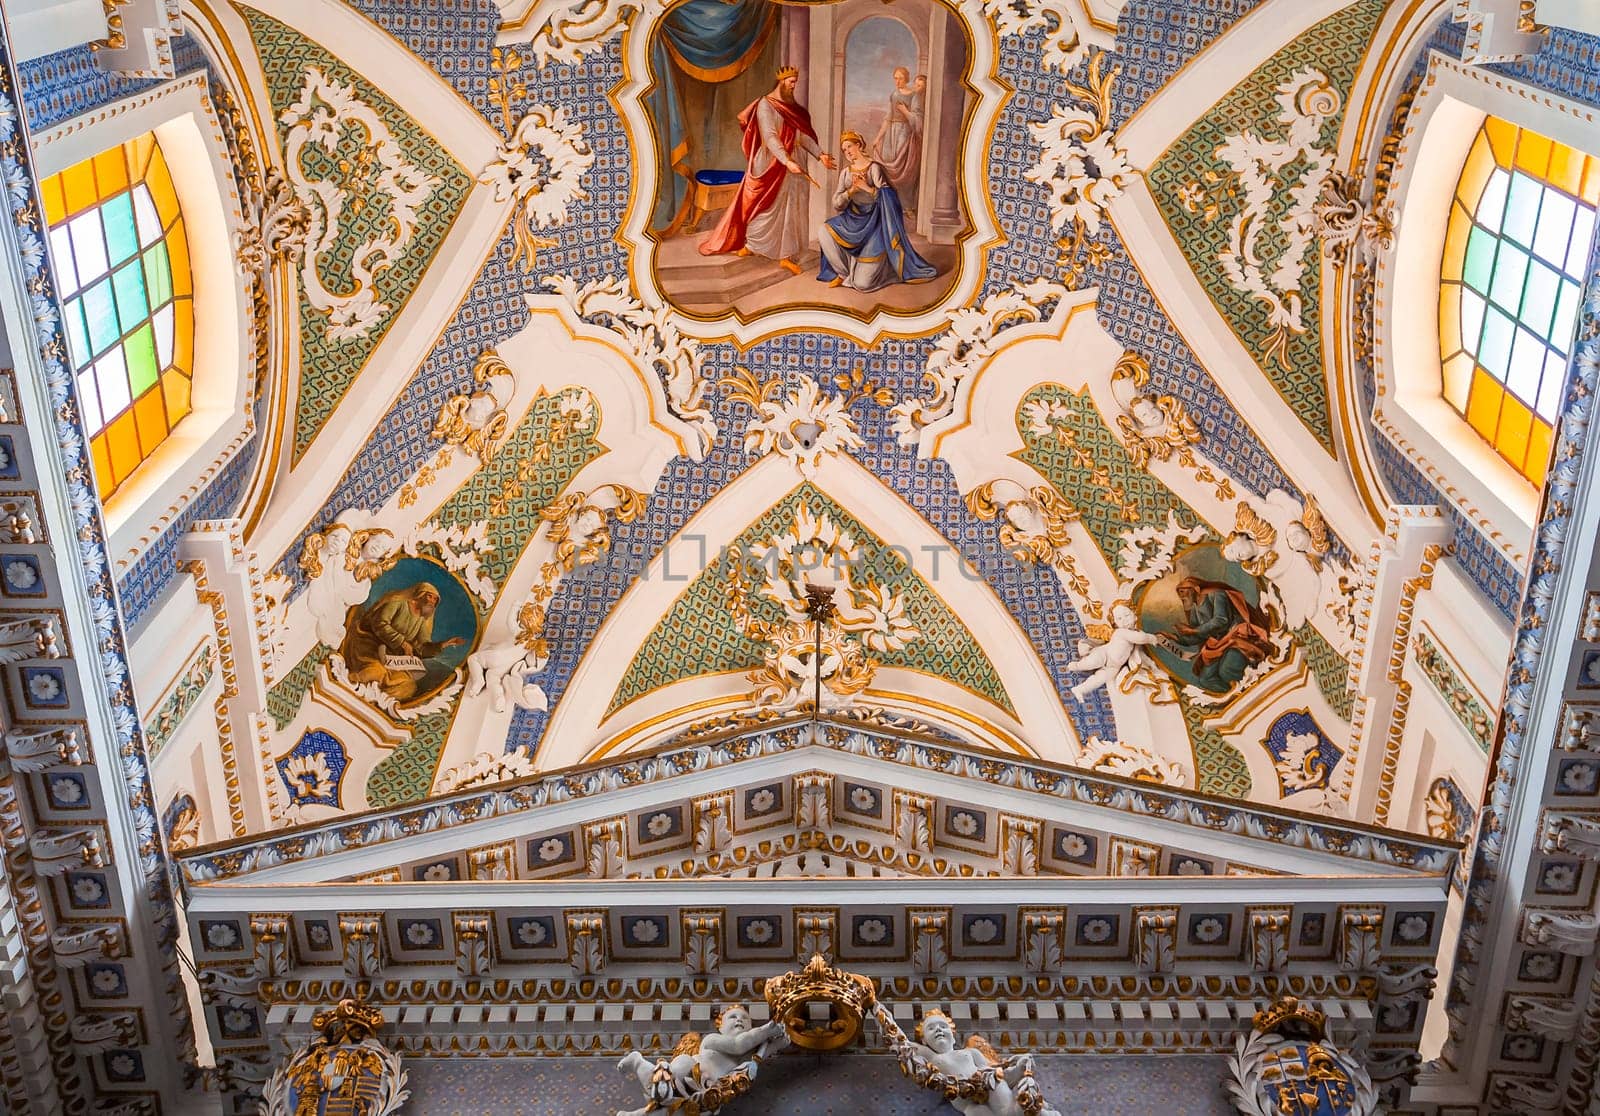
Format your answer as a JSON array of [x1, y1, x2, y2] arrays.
[[1373, 53, 1600, 549], [33, 74, 254, 571]]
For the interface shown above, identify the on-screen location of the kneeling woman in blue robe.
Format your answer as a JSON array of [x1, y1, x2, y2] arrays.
[[817, 132, 938, 292]]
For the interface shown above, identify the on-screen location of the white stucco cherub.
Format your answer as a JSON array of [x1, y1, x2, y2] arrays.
[[464, 640, 548, 713], [299, 522, 396, 647], [1064, 601, 1162, 701], [894, 1010, 1062, 1116], [616, 1006, 788, 1115]]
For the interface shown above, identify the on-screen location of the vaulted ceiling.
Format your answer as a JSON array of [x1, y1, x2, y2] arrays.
[[157, 0, 1531, 838]]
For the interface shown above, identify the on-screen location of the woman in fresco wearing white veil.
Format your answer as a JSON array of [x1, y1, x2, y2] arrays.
[[871, 67, 925, 212]]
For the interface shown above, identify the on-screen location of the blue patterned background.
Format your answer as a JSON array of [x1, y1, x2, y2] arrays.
[[402, 1052, 1235, 1115]]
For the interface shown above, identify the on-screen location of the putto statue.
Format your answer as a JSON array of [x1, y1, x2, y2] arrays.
[[872, 1003, 1062, 1116], [616, 1005, 789, 1115]]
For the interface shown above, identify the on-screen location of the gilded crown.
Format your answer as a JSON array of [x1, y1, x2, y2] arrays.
[[1251, 996, 1327, 1040], [310, 998, 385, 1045], [776, 65, 800, 81], [763, 954, 875, 1051]]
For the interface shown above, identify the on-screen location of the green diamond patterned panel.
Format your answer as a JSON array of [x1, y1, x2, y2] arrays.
[[266, 645, 331, 731], [1145, 1, 1385, 451], [1297, 621, 1354, 722], [1017, 383, 1204, 561], [366, 711, 451, 808], [431, 399, 603, 588], [244, 10, 473, 463], [1182, 698, 1253, 799], [609, 483, 1014, 716]]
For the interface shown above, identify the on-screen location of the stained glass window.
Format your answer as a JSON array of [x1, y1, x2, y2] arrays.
[[1440, 118, 1599, 483], [38, 133, 193, 502]]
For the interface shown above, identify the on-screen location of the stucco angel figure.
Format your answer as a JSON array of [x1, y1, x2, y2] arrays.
[[874, 1004, 1060, 1116], [616, 1006, 788, 1116], [1220, 491, 1333, 630], [1065, 601, 1163, 701]]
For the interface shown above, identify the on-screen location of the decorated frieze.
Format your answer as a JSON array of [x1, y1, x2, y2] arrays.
[[174, 722, 1456, 887]]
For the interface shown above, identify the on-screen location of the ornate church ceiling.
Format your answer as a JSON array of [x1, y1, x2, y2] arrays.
[[62, 0, 1545, 838]]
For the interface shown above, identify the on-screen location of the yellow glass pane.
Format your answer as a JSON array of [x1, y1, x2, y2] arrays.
[[171, 298, 194, 372], [39, 174, 65, 226], [132, 388, 169, 458], [166, 225, 191, 297], [161, 369, 191, 425], [146, 153, 179, 227], [1483, 116, 1517, 167], [1515, 129, 1553, 178], [105, 410, 141, 485], [90, 434, 114, 501], [1496, 392, 1533, 470], [1439, 287, 1462, 355], [1455, 134, 1496, 211], [92, 149, 127, 197], [60, 160, 99, 219], [1548, 141, 1587, 198], [1523, 418, 1554, 483], [1467, 370, 1504, 440], [1442, 204, 1472, 279], [124, 134, 154, 182], [1582, 156, 1600, 206], [1443, 351, 1474, 412]]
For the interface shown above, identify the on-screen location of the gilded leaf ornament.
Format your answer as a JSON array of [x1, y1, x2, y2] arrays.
[[1025, 51, 1133, 286], [1178, 66, 1342, 370], [481, 48, 594, 272]]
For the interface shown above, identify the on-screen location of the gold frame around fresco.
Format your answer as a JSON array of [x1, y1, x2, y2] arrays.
[[609, 0, 1011, 347]]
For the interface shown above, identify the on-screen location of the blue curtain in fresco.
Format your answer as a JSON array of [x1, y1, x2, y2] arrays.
[[648, 0, 777, 230]]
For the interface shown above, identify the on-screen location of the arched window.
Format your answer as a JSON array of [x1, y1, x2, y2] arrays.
[[38, 132, 194, 502], [1439, 117, 1599, 483]]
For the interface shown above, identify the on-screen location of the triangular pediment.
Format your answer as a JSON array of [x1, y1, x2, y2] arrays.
[[178, 722, 1455, 889]]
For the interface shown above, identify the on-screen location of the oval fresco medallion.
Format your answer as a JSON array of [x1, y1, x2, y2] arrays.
[[1131, 542, 1285, 699], [337, 557, 481, 712]]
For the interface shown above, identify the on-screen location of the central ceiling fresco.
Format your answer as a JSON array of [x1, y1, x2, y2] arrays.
[[208, 0, 1516, 830]]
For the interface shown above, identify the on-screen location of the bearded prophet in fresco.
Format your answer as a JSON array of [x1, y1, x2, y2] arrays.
[[1132, 544, 1279, 697], [1157, 576, 1274, 693], [339, 563, 473, 704]]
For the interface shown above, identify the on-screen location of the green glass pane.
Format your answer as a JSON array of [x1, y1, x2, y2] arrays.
[[1464, 226, 1498, 293], [63, 298, 91, 370], [1504, 172, 1542, 247], [1479, 305, 1515, 379], [1552, 279, 1582, 354], [1489, 244, 1529, 313], [124, 323, 158, 397], [99, 193, 138, 266], [80, 279, 119, 355], [111, 261, 147, 328], [1520, 260, 1560, 338], [142, 244, 172, 308]]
